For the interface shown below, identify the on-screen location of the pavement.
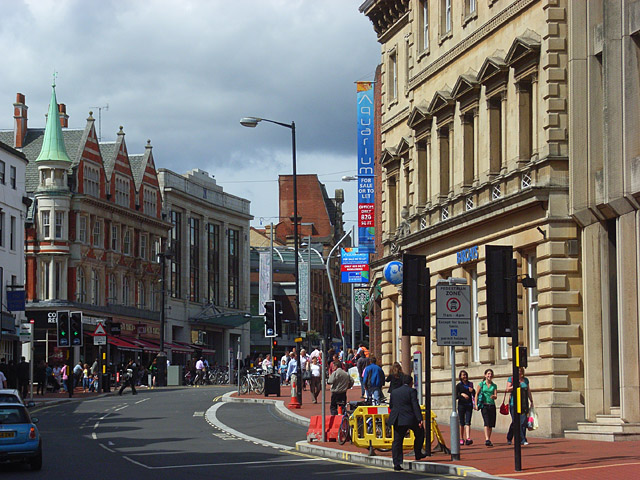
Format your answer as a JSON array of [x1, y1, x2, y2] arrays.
[[26, 384, 640, 479], [226, 385, 640, 480]]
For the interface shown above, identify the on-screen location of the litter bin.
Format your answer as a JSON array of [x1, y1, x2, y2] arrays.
[[264, 374, 280, 397]]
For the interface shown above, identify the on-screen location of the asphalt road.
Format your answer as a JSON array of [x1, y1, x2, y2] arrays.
[[0, 386, 477, 479]]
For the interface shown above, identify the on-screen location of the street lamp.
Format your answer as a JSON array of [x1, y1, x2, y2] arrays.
[[241, 116, 302, 406]]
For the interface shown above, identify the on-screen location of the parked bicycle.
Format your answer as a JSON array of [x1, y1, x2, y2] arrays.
[[239, 368, 265, 395]]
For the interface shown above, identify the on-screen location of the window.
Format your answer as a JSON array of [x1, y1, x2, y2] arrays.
[[42, 211, 51, 239], [488, 95, 503, 174], [207, 223, 220, 304], [108, 274, 117, 304], [143, 187, 157, 216], [388, 49, 398, 101], [438, 125, 451, 196], [527, 254, 539, 355], [91, 268, 100, 305], [442, 0, 452, 34], [10, 216, 15, 250], [83, 165, 100, 197], [122, 276, 130, 306], [420, 0, 429, 52], [77, 268, 86, 303], [0, 212, 4, 247], [462, 111, 475, 186], [517, 80, 534, 162], [111, 224, 119, 251], [10, 166, 16, 189], [137, 281, 145, 308], [78, 216, 87, 243], [92, 219, 102, 247], [115, 176, 130, 207], [54, 212, 64, 239], [387, 176, 398, 232], [190, 218, 200, 302], [464, 0, 476, 17], [140, 234, 147, 260], [123, 229, 131, 255], [170, 211, 182, 299], [0, 160, 4, 184], [228, 228, 240, 309], [153, 237, 160, 261]]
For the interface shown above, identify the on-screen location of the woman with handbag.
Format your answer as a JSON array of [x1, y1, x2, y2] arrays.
[[475, 368, 498, 446], [506, 367, 534, 445], [456, 370, 475, 445]]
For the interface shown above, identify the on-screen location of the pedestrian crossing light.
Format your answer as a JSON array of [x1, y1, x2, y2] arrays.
[[264, 300, 277, 338], [70, 311, 83, 347], [57, 311, 70, 347]]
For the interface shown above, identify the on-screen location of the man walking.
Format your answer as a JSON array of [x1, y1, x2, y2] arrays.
[[388, 375, 425, 471], [327, 360, 354, 415], [362, 355, 385, 404], [118, 360, 137, 396], [356, 353, 370, 399], [17, 357, 30, 399]]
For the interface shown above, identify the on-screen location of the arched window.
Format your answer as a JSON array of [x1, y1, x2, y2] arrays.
[[122, 276, 130, 306], [77, 268, 86, 303], [138, 281, 145, 308]]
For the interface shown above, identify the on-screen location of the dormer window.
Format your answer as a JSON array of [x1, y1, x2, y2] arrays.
[[83, 165, 100, 197], [115, 175, 130, 207], [143, 187, 157, 216]]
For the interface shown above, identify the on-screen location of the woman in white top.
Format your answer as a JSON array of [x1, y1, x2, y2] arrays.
[[261, 354, 273, 374], [308, 356, 322, 403]]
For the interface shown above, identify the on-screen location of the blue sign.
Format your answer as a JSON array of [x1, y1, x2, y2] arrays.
[[357, 82, 375, 253], [341, 248, 369, 283], [383, 261, 403, 285], [456, 246, 479, 265], [6, 290, 26, 312]]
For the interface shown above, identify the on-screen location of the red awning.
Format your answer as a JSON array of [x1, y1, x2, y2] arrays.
[[130, 338, 161, 353], [107, 336, 142, 352], [164, 341, 193, 354]]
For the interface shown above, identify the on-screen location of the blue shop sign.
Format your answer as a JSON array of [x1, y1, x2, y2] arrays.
[[457, 246, 479, 265], [6, 290, 26, 312]]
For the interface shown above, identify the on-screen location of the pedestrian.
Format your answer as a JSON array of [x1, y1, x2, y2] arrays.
[[261, 354, 272, 374], [475, 368, 498, 446], [327, 360, 354, 415], [386, 361, 404, 396], [356, 353, 370, 399], [73, 361, 83, 390], [299, 349, 309, 390], [35, 360, 47, 395], [53, 363, 62, 390], [0, 368, 7, 388], [456, 370, 475, 445], [7, 359, 17, 389], [285, 352, 298, 385], [149, 358, 158, 387], [61, 362, 72, 397], [307, 356, 321, 403], [362, 355, 385, 405], [82, 363, 91, 392], [194, 357, 205, 386], [388, 374, 426, 470], [0, 358, 7, 378], [90, 359, 98, 376], [17, 357, 30, 399], [506, 367, 534, 446], [118, 360, 137, 396]]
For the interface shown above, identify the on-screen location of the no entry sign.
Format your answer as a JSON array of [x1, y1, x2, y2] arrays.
[[436, 285, 471, 346]]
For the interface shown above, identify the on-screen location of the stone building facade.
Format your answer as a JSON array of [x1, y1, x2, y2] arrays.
[[360, 0, 585, 437], [567, 0, 640, 439]]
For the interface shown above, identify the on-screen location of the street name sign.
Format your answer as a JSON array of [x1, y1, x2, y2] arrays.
[[436, 285, 471, 346]]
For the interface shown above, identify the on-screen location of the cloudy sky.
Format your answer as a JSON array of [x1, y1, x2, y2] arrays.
[[0, 0, 380, 229]]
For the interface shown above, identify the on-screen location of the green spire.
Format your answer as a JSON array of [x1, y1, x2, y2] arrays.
[[36, 79, 71, 163]]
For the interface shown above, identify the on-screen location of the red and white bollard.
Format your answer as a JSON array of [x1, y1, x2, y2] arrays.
[[288, 373, 301, 409]]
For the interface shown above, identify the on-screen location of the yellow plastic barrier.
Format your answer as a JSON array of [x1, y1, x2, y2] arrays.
[[348, 405, 447, 452]]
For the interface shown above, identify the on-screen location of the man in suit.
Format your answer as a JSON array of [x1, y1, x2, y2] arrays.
[[388, 374, 425, 471]]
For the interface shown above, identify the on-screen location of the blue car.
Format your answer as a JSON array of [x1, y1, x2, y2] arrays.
[[0, 403, 42, 470]]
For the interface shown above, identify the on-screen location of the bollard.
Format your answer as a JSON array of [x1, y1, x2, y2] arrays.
[[288, 373, 301, 409]]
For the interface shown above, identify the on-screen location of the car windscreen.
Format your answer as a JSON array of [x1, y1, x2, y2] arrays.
[[0, 406, 30, 424], [0, 395, 21, 404]]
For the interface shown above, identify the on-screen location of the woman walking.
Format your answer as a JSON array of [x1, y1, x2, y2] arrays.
[[475, 368, 498, 446], [506, 367, 534, 445], [308, 356, 321, 403], [456, 370, 475, 445], [386, 362, 404, 396]]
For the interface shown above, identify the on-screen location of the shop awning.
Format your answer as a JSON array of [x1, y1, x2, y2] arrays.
[[190, 344, 216, 355], [107, 335, 142, 352], [130, 338, 161, 353], [164, 341, 193, 354]]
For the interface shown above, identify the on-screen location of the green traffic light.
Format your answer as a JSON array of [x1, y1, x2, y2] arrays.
[[61, 330, 67, 336]]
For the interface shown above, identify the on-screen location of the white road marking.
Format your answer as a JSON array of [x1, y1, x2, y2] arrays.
[[122, 456, 322, 470], [205, 402, 293, 451], [99, 443, 116, 453], [115, 405, 129, 411], [135, 398, 150, 405], [193, 411, 204, 417], [91, 432, 97, 440]]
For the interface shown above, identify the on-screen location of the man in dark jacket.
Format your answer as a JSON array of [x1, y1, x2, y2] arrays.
[[356, 353, 370, 398], [388, 375, 425, 470], [17, 357, 30, 398]]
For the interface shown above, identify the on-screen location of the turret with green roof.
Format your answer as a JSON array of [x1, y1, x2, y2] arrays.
[[35, 80, 71, 164]]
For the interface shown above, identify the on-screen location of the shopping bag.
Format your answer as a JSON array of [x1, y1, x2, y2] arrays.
[[527, 406, 539, 430]]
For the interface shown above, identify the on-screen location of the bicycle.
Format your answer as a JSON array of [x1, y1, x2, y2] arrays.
[[239, 368, 265, 395]]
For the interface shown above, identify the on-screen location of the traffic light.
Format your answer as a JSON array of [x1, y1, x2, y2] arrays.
[[70, 311, 83, 346], [272, 339, 278, 348], [402, 254, 430, 336], [485, 245, 515, 337], [57, 311, 70, 347], [275, 301, 283, 336], [264, 300, 276, 338]]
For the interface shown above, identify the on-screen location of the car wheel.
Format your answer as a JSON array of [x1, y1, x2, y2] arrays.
[[30, 444, 42, 471]]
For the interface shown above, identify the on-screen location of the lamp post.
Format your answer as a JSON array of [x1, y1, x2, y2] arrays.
[[156, 250, 172, 387], [241, 116, 302, 406]]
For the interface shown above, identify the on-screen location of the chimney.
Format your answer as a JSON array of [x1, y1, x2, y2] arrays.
[[13, 93, 28, 148], [58, 103, 68, 128]]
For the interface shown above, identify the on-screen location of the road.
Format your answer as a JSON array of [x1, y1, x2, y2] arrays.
[[2, 386, 478, 479]]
